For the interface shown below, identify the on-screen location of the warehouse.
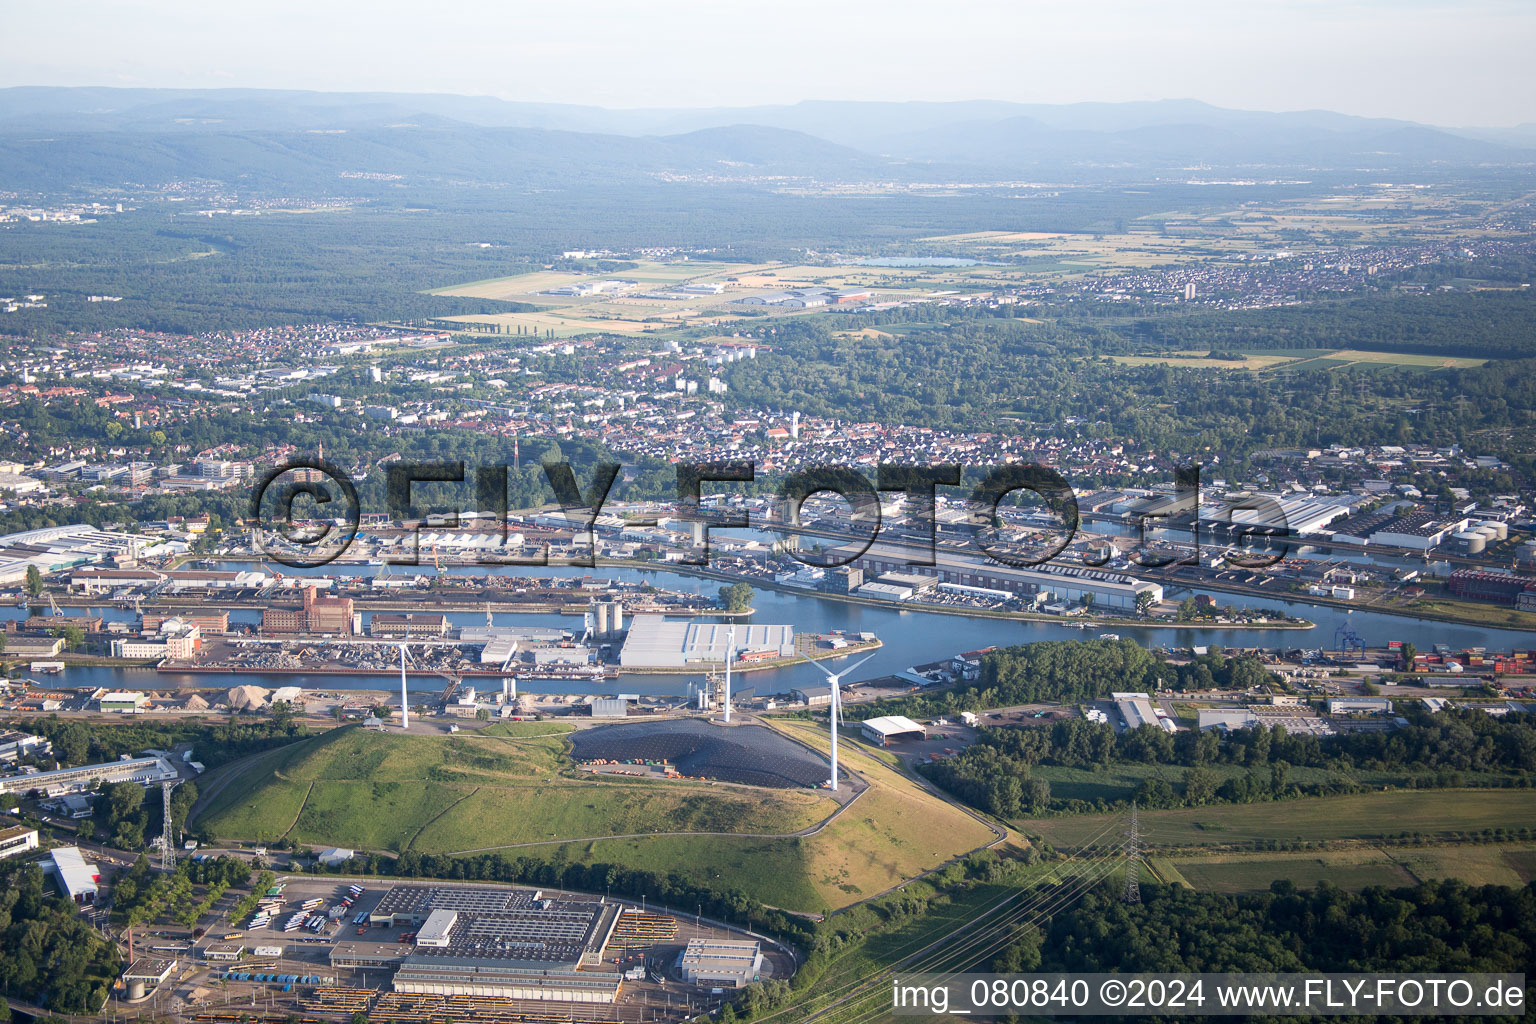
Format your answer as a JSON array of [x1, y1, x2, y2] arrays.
[[792, 685, 834, 707], [847, 547, 1162, 611], [1113, 691, 1158, 731], [369, 613, 451, 638], [678, 938, 763, 988], [0, 754, 178, 796], [392, 956, 619, 1003], [349, 884, 623, 1003], [619, 615, 794, 668], [1328, 697, 1394, 715], [859, 715, 927, 746], [590, 697, 629, 718], [47, 846, 100, 903]]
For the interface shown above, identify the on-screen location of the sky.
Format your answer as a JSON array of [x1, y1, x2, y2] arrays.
[[3, 0, 1533, 127]]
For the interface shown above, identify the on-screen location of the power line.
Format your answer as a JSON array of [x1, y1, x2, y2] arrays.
[[160, 780, 177, 873], [1123, 803, 1141, 904], [766, 813, 1133, 1024]]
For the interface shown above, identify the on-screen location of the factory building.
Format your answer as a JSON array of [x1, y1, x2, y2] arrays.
[[619, 615, 794, 668], [369, 613, 451, 638], [261, 585, 356, 636], [1448, 569, 1536, 607], [678, 939, 763, 988], [47, 846, 100, 903], [337, 885, 623, 1003], [97, 690, 151, 713], [1328, 697, 1394, 715], [792, 685, 833, 707], [591, 697, 629, 718], [843, 548, 1161, 611], [0, 754, 178, 796]]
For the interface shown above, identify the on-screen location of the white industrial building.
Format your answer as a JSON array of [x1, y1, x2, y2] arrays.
[[0, 523, 145, 586], [1197, 708, 1259, 731], [678, 938, 763, 988], [847, 547, 1162, 611], [859, 715, 927, 746], [415, 909, 459, 947], [0, 754, 178, 796], [1328, 697, 1394, 715], [619, 615, 794, 668], [1199, 496, 1354, 538], [1113, 693, 1159, 731], [47, 846, 100, 903], [0, 824, 39, 860]]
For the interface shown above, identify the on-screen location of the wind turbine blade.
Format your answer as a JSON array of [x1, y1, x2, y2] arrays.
[[839, 653, 877, 679], [800, 655, 838, 680]]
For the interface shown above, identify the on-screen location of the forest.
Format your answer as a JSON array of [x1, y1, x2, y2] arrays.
[[0, 859, 120, 1014], [923, 705, 1536, 818], [0, 181, 1236, 333], [11, 714, 307, 773], [850, 640, 1278, 727], [993, 878, 1536, 1014], [724, 296, 1536, 481]]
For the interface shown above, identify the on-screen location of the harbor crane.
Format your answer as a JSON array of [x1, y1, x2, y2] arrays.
[[1334, 625, 1365, 658]]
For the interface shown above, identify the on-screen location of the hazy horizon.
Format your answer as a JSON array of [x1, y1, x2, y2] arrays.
[[2, 0, 1533, 129]]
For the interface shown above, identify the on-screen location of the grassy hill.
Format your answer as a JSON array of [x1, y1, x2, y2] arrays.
[[194, 720, 1003, 916], [508, 720, 1004, 914], [193, 724, 835, 854]]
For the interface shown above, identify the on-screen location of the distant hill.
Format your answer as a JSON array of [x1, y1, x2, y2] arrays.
[[0, 87, 1529, 190], [0, 121, 894, 191]]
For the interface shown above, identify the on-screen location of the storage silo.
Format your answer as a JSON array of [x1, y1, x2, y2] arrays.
[[1454, 531, 1486, 554], [1477, 520, 1509, 541]]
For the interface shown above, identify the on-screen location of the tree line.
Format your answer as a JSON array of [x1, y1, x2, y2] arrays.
[[923, 705, 1536, 818]]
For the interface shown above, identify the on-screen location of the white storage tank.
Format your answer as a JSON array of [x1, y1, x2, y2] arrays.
[[1454, 531, 1486, 554], [1477, 520, 1509, 541]]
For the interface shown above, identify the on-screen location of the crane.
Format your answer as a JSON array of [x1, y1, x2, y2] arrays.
[[1334, 625, 1365, 657]]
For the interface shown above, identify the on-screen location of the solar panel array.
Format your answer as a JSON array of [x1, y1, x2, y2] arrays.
[[570, 720, 829, 788]]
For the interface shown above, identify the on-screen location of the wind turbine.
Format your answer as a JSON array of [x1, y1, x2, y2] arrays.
[[398, 643, 410, 730], [801, 652, 875, 792], [722, 625, 735, 724]]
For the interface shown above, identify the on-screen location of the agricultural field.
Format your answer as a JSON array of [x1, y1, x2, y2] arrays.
[[429, 260, 756, 300], [1110, 350, 1305, 371], [1031, 762, 1427, 805], [1325, 348, 1489, 369], [192, 725, 835, 854], [1109, 347, 1488, 373], [1024, 789, 1536, 851], [1152, 842, 1536, 894]]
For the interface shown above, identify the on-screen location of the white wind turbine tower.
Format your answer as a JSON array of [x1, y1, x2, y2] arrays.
[[722, 625, 735, 724], [398, 643, 410, 730], [801, 653, 875, 792]]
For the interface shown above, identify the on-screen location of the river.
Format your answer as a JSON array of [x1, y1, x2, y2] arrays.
[[16, 557, 1533, 698]]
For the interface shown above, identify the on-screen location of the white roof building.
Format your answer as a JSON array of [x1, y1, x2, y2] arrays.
[[49, 846, 100, 903], [415, 909, 459, 947], [859, 715, 927, 746]]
